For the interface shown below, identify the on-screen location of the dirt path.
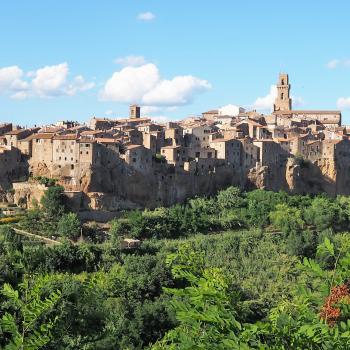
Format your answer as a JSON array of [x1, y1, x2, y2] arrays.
[[12, 227, 62, 245]]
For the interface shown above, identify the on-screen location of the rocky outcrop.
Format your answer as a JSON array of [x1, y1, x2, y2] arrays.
[[11, 154, 350, 214], [12, 182, 47, 208]]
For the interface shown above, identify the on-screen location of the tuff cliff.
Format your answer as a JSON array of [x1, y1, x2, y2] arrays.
[[9, 155, 350, 213]]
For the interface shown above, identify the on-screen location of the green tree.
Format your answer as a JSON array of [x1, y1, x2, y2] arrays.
[[40, 186, 66, 221], [152, 245, 249, 350], [304, 197, 338, 231], [217, 186, 244, 210], [57, 213, 80, 240], [0, 275, 61, 350], [269, 203, 304, 236]]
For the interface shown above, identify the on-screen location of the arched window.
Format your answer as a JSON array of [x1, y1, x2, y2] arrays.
[[281, 92, 284, 100], [281, 79, 285, 85]]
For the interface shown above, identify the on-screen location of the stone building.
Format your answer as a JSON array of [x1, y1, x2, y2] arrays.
[[273, 73, 341, 127], [209, 138, 241, 167], [274, 73, 292, 112]]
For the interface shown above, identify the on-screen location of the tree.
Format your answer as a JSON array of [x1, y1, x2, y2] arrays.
[[152, 245, 249, 350], [40, 186, 66, 221], [57, 213, 80, 240], [269, 203, 304, 235], [0, 275, 61, 350], [217, 187, 244, 210], [304, 197, 337, 232]]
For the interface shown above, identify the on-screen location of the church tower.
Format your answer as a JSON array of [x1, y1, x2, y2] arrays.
[[273, 73, 292, 112]]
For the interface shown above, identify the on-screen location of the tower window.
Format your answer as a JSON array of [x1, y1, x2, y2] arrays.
[[281, 93, 284, 100], [281, 79, 285, 85]]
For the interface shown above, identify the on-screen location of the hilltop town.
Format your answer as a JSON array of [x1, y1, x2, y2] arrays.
[[1, 73, 350, 214]]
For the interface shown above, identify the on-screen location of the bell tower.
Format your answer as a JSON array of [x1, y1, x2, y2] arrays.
[[274, 73, 292, 112]]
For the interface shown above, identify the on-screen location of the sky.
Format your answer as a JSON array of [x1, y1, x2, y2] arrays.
[[1, 0, 350, 126]]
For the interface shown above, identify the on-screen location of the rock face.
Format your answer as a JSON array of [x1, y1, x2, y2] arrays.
[[10, 155, 350, 213], [12, 182, 47, 208]]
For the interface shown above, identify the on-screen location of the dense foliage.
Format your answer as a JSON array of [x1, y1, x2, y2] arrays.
[[1, 187, 350, 349]]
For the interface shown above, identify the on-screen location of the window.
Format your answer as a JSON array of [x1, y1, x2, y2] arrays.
[[195, 152, 200, 158], [281, 79, 285, 85], [71, 164, 74, 170], [208, 152, 212, 158], [132, 158, 137, 163], [281, 93, 284, 100]]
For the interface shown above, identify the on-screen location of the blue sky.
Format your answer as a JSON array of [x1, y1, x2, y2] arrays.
[[1, 0, 350, 126]]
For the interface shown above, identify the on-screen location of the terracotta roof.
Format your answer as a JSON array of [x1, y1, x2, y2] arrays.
[[275, 110, 341, 115], [80, 130, 105, 135], [32, 133, 54, 139], [5, 129, 27, 135], [53, 134, 78, 140]]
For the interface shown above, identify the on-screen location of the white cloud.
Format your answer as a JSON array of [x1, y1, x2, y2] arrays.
[[218, 104, 241, 116], [65, 75, 95, 96], [105, 109, 114, 116], [0, 62, 94, 99], [100, 63, 211, 107], [137, 12, 155, 21], [327, 59, 340, 69], [150, 115, 171, 123], [141, 106, 161, 114], [253, 85, 303, 111], [337, 97, 350, 110], [101, 63, 160, 103], [32, 63, 69, 97], [253, 85, 277, 111], [326, 58, 350, 69], [0, 66, 28, 93], [115, 55, 146, 67], [143, 75, 211, 106]]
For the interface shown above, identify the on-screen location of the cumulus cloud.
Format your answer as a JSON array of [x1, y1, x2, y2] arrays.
[[253, 85, 277, 111], [253, 85, 303, 111], [115, 55, 146, 67], [137, 12, 155, 21], [218, 104, 241, 116], [0, 62, 94, 99], [32, 63, 69, 97], [337, 97, 350, 110], [0, 66, 29, 93], [100, 63, 211, 107], [327, 58, 350, 69]]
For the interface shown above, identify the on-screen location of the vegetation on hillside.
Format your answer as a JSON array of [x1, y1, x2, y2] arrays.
[[1, 186, 350, 349]]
